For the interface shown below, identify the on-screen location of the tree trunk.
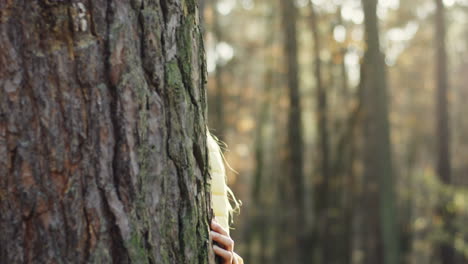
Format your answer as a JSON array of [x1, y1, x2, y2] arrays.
[[336, 6, 349, 99], [210, 0, 225, 141], [278, 0, 305, 263], [434, 0, 455, 263], [361, 0, 400, 263], [0, 1, 215, 264], [308, 3, 333, 263]]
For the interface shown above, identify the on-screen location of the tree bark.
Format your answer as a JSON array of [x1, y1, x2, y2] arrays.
[[361, 0, 400, 263], [0, 1, 215, 263]]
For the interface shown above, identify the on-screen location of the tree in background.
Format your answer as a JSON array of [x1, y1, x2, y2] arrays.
[[434, 0, 455, 263], [210, 0, 226, 140], [244, 3, 277, 263], [278, 0, 305, 263], [307, 1, 330, 260], [361, 0, 401, 263], [0, 1, 214, 263]]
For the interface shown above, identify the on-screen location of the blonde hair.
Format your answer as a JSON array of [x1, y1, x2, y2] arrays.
[[207, 131, 241, 233]]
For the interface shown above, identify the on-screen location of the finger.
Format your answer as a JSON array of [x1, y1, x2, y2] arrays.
[[210, 231, 234, 251], [211, 219, 229, 236], [213, 245, 233, 263], [233, 252, 241, 264]]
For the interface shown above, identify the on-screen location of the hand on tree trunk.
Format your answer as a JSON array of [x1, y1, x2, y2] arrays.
[[210, 220, 243, 264]]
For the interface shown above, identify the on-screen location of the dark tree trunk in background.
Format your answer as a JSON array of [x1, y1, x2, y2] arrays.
[[245, 7, 276, 263], [0, 1, 214, 263], [361, 0, 400, 264], [308, 3, 332, 263], [278, 0, 305, 263], [336, 6, 349, 99], [210, 0, 225, 141], [246, 64, 272, 264], [435, 0, 451, 188], [434, 0, 455, 263], [324, 7, 355, 264]]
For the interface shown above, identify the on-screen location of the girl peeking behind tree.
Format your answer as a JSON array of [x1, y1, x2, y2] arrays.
[[207, 132, 243, 264]]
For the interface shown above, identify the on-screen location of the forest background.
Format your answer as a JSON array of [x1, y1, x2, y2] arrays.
[[202, 0, 468, 263]]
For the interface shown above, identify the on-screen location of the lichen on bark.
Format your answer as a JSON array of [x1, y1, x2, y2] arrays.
[[0, 0, 214, 263]]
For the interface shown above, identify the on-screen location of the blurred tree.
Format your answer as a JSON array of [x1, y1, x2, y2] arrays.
[[278, 0, 305, 263], [244, 4, 276, 264], [210, 0, 226, 140], [360, 0, 401, 264], [434, 0, 455, 263], [336, 7, 350, 99], [0, 1, 214, 263], [308, 2, 333, 263]]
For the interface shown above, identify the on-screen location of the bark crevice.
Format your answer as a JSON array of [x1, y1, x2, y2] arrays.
[[0, 1, 212, 263]]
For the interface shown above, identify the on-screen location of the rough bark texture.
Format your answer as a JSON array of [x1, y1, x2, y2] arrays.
[[0, 1, 215, 263], [361, 0, 400, 263]]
